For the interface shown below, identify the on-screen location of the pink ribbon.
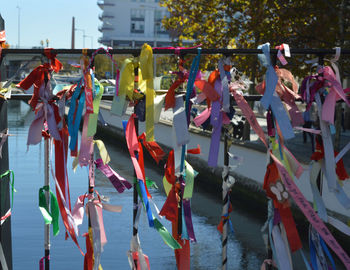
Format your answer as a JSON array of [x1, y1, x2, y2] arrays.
[[152, 44, 202, 55], [39, 255, 49, 270], [78, 114, 93, 167], [193, 107, 211, 127], [208, 79, 223, 167], [125, 114, 145, 181], [321, 66, 350, 124], [95, 158, 132, 193], [294, 126, 321, 135], [230, 87, 268, 148]]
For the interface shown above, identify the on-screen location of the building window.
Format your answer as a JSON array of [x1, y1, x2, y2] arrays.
[[131, 21, 145, 33], [131, 9, 145, 20]]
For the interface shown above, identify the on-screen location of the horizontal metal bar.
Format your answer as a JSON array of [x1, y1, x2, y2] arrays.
[[2, 48, 350, 56], [8, 94, 347, 103], [9, 94, 115, 101], [9, 93, 263, 102]]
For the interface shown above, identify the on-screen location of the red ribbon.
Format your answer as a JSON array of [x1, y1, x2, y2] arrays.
[[263, 162, 302, 252], [311, 137, 349, 180], [138, 133, 166, 164], [165, 76, 187, 110]]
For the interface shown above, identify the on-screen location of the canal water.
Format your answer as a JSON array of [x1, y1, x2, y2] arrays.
[[8, 101, 266, 269]]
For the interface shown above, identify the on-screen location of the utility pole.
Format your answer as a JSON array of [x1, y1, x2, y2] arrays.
[[71, 17, 75, 49], [16, 5, 20, 48]]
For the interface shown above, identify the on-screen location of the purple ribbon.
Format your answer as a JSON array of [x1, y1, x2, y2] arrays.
[[39, 255, 49, 270], [27, 104, 61, 145], [179, 176, 196, 242], [183, 199, 196, 242], [28, 83, 61, 146], [95, 158, 132, 193], [300, 75, 323, 110], [208, 80, 223, 167]]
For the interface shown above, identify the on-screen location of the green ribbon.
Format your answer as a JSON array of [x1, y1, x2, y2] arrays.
[[145, 177, 158, 189], [38, 185, 60, 236], [153, 218, 181, 250], [183, 161, 195, 199], [0, 170, 16, 209], [135, 180, 181, 249]]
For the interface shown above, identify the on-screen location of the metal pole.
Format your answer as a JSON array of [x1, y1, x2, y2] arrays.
[[71, 17, 75, 49], [132, 66, 139, 268], [16, 6, 20, 48], [0, 99, 13, 270], [111, 40, 114, 79], [222, 130, 229, 270], [3, 48, 350, 56], [44, 138, 50, 270]]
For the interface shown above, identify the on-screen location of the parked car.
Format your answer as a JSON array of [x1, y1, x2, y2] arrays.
[[104, 86, 115, 94]]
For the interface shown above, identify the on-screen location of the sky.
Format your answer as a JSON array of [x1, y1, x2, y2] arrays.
[[0, 0, 101, 49]]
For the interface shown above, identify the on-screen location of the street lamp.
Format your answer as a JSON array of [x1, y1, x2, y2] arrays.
[[75, 28, 85, 47], [16, 5, 20, 48], [83, 34, 93, 48]]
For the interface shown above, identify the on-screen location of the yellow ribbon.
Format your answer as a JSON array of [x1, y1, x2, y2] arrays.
[[119, 58, 135, 100], [87, 78, 105, 137], [139, 43, 155, 142], [94, 140, 110, 164]]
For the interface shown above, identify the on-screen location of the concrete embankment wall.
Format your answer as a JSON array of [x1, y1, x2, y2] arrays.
[[92, 105, 350, 252]]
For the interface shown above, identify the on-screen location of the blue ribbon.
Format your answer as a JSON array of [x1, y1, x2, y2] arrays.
[[67, 81, 85, 151], [299, 249, 313, 270], [257, 43, 294, 140], [185, 48, 201, 124], [181, 206, 189, 240], [309, 232, 318, 270], [180, 48, 201, 172], [320, 236, 336, 270], [138, 179, 154, 227]]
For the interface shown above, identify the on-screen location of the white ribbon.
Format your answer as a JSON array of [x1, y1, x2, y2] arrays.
[[335, 141, 350, 164], [0, 128, 9, 158], [271, 225, 293, 270], [0, 244, 8, 270]]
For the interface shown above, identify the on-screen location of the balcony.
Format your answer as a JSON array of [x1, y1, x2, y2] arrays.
[[97, 0, 115, 9], [98, 24, 114, 32], [98, 13, 115, 21]]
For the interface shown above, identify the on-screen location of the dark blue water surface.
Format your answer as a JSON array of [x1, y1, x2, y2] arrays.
[[8, 101, 264, 269]]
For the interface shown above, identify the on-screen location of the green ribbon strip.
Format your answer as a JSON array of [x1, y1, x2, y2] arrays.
[[183, 161, 195, 199], [145, 177, 158, 189], [153, 218, 181, 249], [135, 180, 181, 249], [0, 170, 16, 209], [38, 185, 60, 236]]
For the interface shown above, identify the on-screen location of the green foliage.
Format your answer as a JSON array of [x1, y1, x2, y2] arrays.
[[160, 0, 350, 83]]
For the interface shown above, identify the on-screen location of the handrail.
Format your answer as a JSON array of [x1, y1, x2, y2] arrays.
[[2, 48, 350, 56]]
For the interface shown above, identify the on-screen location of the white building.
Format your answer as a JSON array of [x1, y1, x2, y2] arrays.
[[97, 0, 173, 48]]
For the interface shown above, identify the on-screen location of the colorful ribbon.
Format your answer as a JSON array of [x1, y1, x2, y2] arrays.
[[39, 185, 60, 236], [94, 158, 132, 193], [139, 43, 155, 142]]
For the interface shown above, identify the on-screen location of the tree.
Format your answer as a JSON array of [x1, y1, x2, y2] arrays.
[[160, 0, 350, 141]]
